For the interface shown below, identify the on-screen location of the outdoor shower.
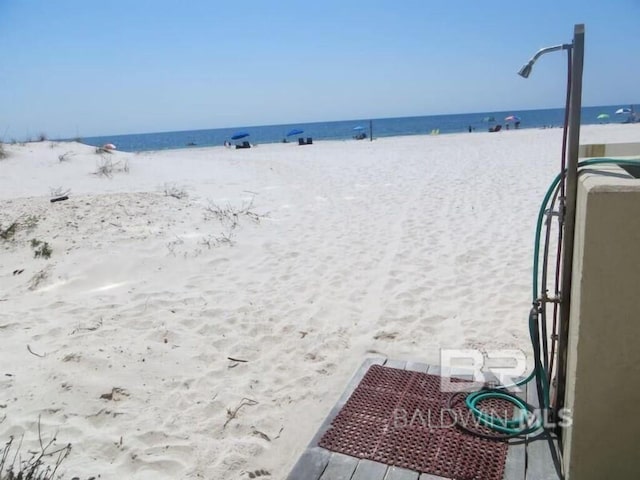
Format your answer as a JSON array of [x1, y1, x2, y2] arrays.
[[518, 25, 584, 435], [460, 25, 585, 448]]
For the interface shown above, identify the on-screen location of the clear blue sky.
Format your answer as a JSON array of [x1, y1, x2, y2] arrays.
[[1, 0, 638, 139]]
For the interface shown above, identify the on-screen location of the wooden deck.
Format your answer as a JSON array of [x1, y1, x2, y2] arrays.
[[286, 358, 563, 480]]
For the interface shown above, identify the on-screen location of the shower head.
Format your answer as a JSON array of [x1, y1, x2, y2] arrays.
[[518, 43, 572, 78], [518, 61, 534, 79]]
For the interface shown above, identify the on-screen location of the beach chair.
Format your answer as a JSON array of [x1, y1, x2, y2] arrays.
[[306, 137, 313, 145], [489, 124, 502, 133], [298, 138, 306, 145], [235, 141, 251, 149]]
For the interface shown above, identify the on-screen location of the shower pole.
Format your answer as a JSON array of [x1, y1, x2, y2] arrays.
[[555, 23, 584, 438]]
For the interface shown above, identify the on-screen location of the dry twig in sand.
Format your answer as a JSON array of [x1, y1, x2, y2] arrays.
[[70, 318, 104, 335], [199, 230, 236, 249], [94, 156, 129, 178], [224, 398, 258, 429], [57, 151, 74, 162], [201, 196, 268, 249], [205, 196, 268, 229], [49, 186, 71, 198], [163, 183, 188, 199], [227, 357, 248, 363], [26, 345, 46, 358], [0, 416, 72, 480]]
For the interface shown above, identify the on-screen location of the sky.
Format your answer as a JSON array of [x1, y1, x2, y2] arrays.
[[1, 0, 639, 139]]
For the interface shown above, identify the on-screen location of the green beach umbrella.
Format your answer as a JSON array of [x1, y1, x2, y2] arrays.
[[597, 113, 609, 120]]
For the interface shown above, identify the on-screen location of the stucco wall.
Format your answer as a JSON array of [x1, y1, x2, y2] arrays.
[[563, 163, 640, 479]]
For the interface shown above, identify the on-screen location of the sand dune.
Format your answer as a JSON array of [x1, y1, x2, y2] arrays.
[[0, 124, 637, 479]]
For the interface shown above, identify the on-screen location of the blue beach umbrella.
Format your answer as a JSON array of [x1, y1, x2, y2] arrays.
[[616, 108, 632, 115], [287, 128, 304, 137], [231, 132, 249, 140], [353, 125, 364, 131]]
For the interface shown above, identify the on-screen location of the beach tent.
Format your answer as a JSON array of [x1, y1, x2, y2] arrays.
[[615, 107, 637, 123], [352, 125, 367, 140]]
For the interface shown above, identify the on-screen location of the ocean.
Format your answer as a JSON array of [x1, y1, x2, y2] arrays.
[[81, 105, 636, 152]]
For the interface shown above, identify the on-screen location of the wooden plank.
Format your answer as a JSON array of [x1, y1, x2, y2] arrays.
[[351, 459, 388, 480], [502, 376, 527, 480], [335, 357, 385, 409], [427, 364, 451, 377], [449, 367, 476, 381], [319, 452, 358, 480], [404, 361, 430, 373], [307, 357, 385, 447], [384, 359, 407, 369], [427, 364, 451, 395], [526, 434, 562, 479], [287, 446, 331, 480], [525, 378, 562, 479], [383, 465, 420, 480], [418, 473, 451, 479], [481, 369, 500, 387]]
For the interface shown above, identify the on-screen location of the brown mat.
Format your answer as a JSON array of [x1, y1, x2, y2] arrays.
[[319, 365, 514, 480]]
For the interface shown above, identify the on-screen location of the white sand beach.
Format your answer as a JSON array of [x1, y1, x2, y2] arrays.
[[0, 124, 637, 479]]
